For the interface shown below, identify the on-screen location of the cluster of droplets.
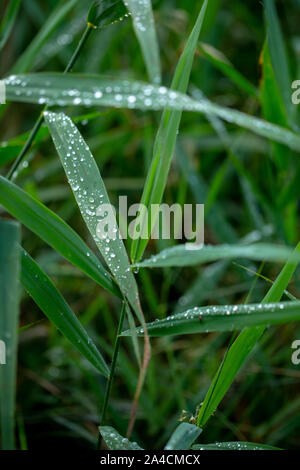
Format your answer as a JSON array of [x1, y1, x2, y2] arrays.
[[5, 74, 199, 113], [131, 301, 291, 336], [195, 442, 266, 450], [101, 427, 142, 450], [44, 112, 138, 298]]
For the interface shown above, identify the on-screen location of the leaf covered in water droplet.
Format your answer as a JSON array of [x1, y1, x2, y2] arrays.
[[121, 300, 300, 337], [87, 0, 128, 29], [99, 425, 143, 450], [44, 110, 142, 320]]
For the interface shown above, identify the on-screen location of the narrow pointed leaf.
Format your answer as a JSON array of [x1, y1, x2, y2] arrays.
[[164, 423, 202, 450], [5, 72, 300, 153], [260, 40, 289, 170], [134, 242, 300, 268], [12, 0, 79, 73], [130, 0, 208, 262], [197, 242, 300, 427], [199, 42, 259, 99], [0, 220, 21, 450], [0, 0, 21, 51], [20, 247, 110, 377], [192, 442, 280, 450], [99, 426, 143, 450], [87, 0, 127, 29], [44, 111, 141, 319], [122, 301, 300, 337], [0, 175, 119, 297], [264, 0, 294, 125], [124, 0, 161, 84]]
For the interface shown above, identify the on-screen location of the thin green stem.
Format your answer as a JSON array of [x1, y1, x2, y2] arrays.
[[6, 24, 94, 180], [97, 301, 126, 449]]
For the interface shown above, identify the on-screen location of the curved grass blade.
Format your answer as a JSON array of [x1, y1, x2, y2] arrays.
[[5, 72, 300, 152], [196, 241, 300, 427], [164, 423, 202, 450], [0, 0, 21, 51], [199, 42, 259, 99], [99, 426, 143, 449], [12, 0, 80, 73], [134, 242, 300, 268], [260, 40, 289, 171], [130, 0, 208, 262], [264, 0, 294, 126], [0, 175, 119, 298], [87, 0, 127, 29], [192, 442, 280, 450], [0, 219, 21, 450], [124, 0, 161, 84], [121, 301, 300, 337], [43, 111, 151, 436], [20, 247, 110, 377], [44, 111, 140, 318]]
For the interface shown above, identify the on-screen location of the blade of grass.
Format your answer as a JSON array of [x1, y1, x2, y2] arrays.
[[196, 241, 300, 427], [87, 1, 127, 30], [44, 111, 140, 317], [12, 0, 80, 73], [44, 110, 150, 437], [134, 242, 300, 268], [264, 0, 294, 127], [192, 442, 280, 450], [121, 300, 300, 337], [260, 39, 289, 171], [0, 175, 119, 297], [164, 423, 202, 450], [5, 72, 300, 153], [124, 0, 161, 84], [98, 301, 126, 448], [0, 219, 21, 450], [0, 0, 21, 51], [20, 247, 110, 377], [130, 0, 208, 262], [99, 425, 143, 450], [199, 42, 259, 99]]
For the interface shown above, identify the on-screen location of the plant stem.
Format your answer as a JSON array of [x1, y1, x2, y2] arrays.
[[97, 301, 126, 449], [6, 24, 94, 180]]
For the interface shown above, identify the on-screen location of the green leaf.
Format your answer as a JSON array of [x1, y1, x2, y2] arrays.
[[196, 242, 300, 427], [260, 40, 289, 170], [134, 242, 300, 268], [12, 0, 79, 73], [0, 0, 21, 51], [124, 0, 161, 84], [264, 0, 294, 126], [0, 219, 21, 450], [164, 423, 202, 450], [44, 111, 141, 320], [87, 1, 127, 29], [199, 42, 259, 99], [99, 426, 143, 450], [121, 301, 300, 337], [5, 72, 300, 153], [0, 175, 119, 298], [20, 247, 110, 377], [192, 441, 280, 450], [130, 0, 208, 262]]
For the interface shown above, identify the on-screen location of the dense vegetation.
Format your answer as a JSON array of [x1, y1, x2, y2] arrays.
[[0, 0, 300, 450]]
